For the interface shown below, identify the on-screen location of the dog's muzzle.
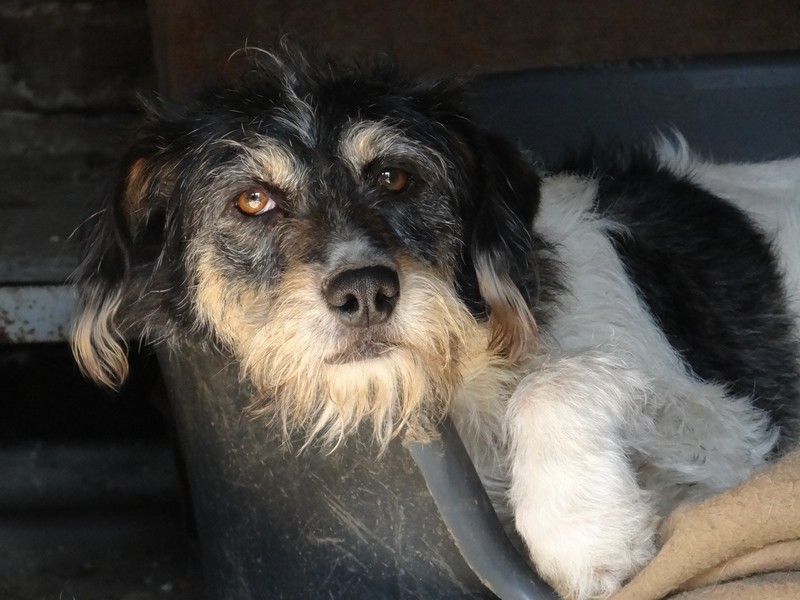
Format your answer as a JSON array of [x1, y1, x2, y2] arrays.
[[323, 265, 400, 328]]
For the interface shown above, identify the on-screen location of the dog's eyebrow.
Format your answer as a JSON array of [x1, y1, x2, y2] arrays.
[[273, 87, 317, 148], [338, 120, 450, 179], [215, 138, 308, 193]]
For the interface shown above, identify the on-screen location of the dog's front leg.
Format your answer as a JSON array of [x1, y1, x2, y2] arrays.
[[506, 353, 657, 600]]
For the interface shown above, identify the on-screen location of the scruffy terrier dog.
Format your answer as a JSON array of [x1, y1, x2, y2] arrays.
[[72, 47, 800, 599]]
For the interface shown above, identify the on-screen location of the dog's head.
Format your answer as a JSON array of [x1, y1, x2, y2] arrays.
[[72, 47, 542, 448]]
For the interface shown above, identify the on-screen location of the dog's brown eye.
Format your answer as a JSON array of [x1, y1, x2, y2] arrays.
[[376, 167, 410, 192], [235, 187, 276, 216]]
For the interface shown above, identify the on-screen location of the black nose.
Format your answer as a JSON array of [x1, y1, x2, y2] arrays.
[[323, 266, 400, 327]]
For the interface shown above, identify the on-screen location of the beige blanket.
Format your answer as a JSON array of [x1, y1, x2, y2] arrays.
[[611, 450, 800, 600]]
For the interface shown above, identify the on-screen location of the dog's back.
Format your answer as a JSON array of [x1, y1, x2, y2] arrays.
[[542, 142, 800, 446]]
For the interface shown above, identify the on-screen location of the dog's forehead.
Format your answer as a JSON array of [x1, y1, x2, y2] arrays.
[[215, 97, 450, 192], [185, 65, 464, 202]]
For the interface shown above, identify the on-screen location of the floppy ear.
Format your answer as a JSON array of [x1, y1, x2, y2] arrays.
[[470, 132, 541, 362], [70, 111, 177, 388]]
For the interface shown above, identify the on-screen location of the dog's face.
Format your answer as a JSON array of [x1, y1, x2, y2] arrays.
[[72, 49, 541, 447]]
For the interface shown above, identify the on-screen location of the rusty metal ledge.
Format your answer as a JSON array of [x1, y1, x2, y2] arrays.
[[0, 285, 75, 343]]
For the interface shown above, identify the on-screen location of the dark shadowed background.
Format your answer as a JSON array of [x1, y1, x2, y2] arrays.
[[1, 1, 798, 598]]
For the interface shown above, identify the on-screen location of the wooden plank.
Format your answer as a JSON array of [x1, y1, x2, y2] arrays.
[[0, 1, 154, 111], [147, 0, 800, 97], [0, 0, 152, 285], [0, 112, 135, 283]]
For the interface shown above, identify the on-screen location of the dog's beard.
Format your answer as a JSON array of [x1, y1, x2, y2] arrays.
[[194, 255, 489, 450]]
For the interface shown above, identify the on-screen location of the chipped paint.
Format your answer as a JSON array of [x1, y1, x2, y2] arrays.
[[0, 285, 76, 343]]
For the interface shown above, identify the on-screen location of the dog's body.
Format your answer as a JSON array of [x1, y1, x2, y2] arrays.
[[466, 152, 800, 598], [71, 48, 800, 599]]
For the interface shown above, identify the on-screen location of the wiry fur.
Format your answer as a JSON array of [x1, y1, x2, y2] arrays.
[[71, 46, 800, 599], [195, 252, 494, 449]]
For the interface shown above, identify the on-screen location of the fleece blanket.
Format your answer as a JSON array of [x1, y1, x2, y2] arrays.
[[610, 450, 800, 600]]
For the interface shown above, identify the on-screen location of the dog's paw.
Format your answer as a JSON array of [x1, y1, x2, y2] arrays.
[[516, 503, 657, 600]]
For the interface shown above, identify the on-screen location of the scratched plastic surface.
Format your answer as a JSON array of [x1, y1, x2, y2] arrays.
[[160, 339, 494, 600]]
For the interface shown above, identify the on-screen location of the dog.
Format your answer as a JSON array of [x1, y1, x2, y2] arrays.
[[70, 46, 800, 599]]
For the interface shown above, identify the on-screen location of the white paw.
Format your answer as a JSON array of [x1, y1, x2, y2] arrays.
[[503, 353, 660, 598], [516, 501, 657, 600]]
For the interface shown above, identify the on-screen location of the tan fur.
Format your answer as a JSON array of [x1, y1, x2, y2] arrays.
[[125, 158, 150, 215], [474, 253, 538, 363], [70, 287, 129, 389], [339, 121, 450, 181], [123, 156, 180, 223], [193, 252, 507, 451], [70, 156, 152, 388], [218, 139, 308, 194]]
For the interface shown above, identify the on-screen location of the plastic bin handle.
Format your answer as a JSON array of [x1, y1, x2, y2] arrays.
[[407, 418, 560, 600]]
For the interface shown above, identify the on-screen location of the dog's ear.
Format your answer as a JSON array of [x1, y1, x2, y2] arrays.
[[469, 132, 540, 362], [404, 79, 540, 360], [71, 107, 178, 388]]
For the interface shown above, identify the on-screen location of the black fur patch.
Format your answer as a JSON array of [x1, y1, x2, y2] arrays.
[[588, 157, 800, 446]]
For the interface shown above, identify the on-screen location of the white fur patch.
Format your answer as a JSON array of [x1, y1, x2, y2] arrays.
[[506, 353, 657, 599], [452, 161, 784, 598]]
